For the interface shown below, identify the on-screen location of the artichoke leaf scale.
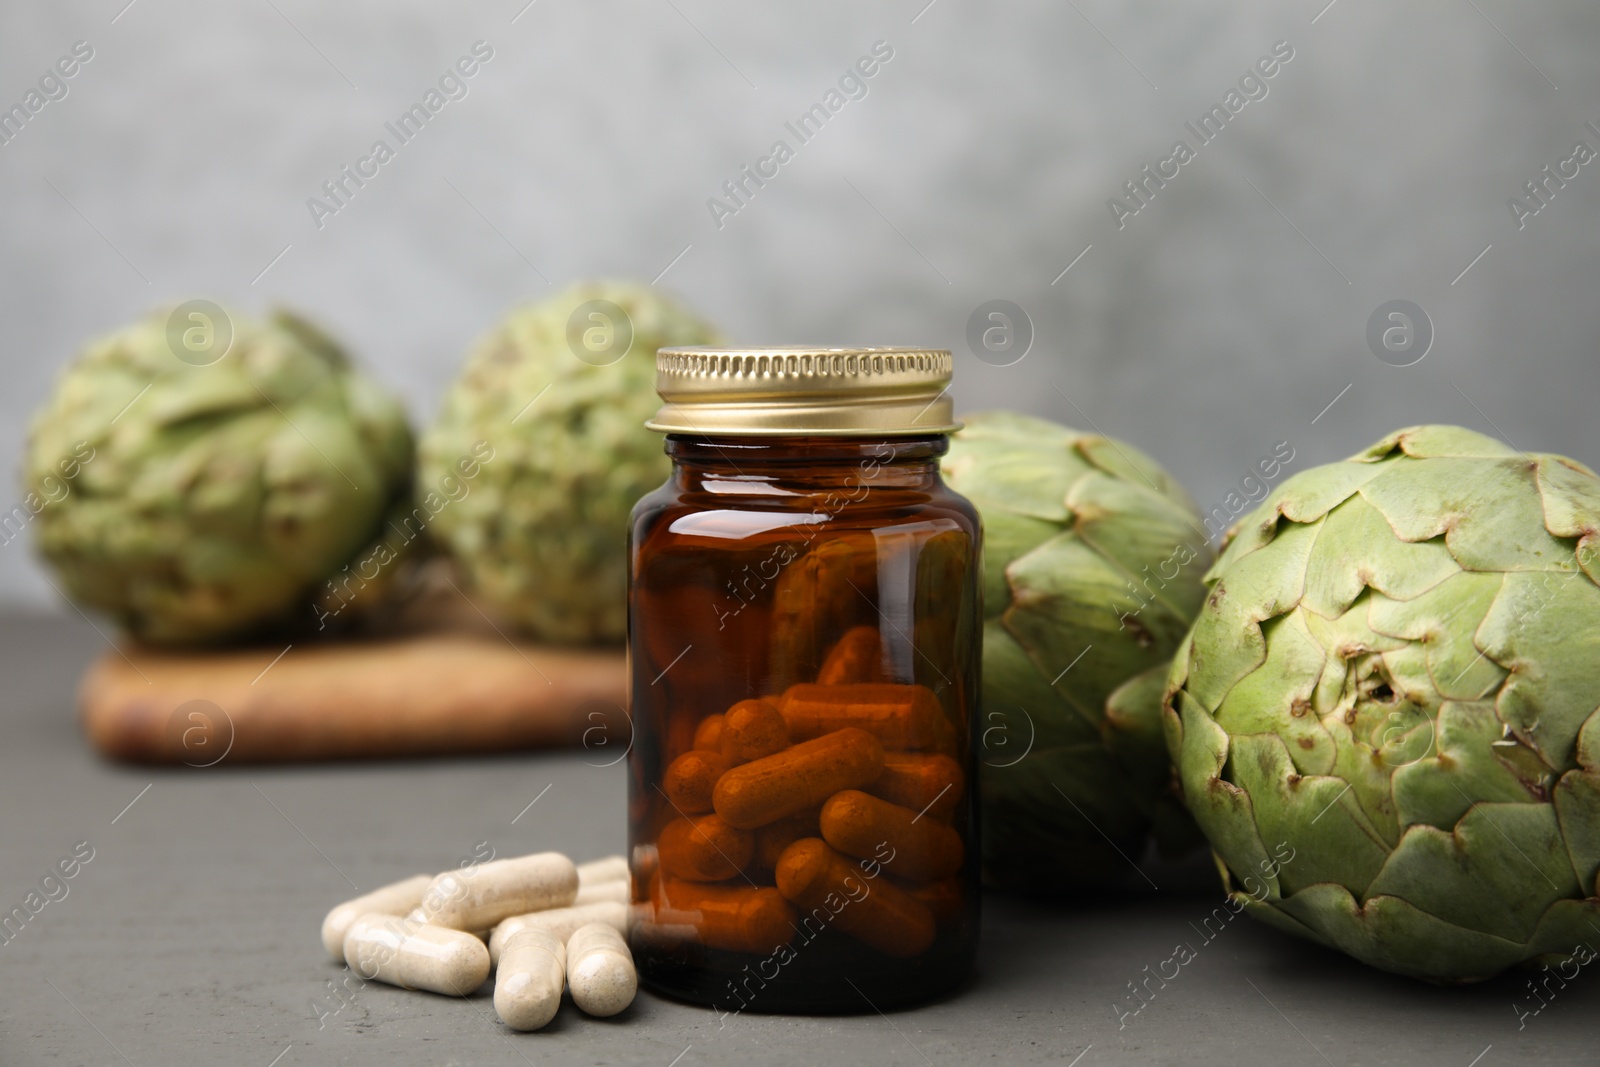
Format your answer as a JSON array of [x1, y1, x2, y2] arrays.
[[939, 439, 1081, 523], [1222, 735, 1392, 898], [1103, 664, 1182, 795], [1373, 641, 1436, 714], [1158, 630, 1193, 760], [262, 429, 379, 563], [1002, 531, 1187, 715], [1579, 535, 1600, 587], [938, 411, 1087, 520], [186, 444, 268, 535], [1068, 471, 1209, 623], [1524, 896, 1600, 966], [271, 310, 349, 368], [1208, 458, 1391, 578], [1361, 456, 1577, 574], [1299, 592, 1407, 658], [1551, 771, 1600, 896], [1274, 884, 1530, 983], [1577, 713, 1600, 772], [1361, 424, 1519, 462], [981, 619, 1099, 743], [1536, 454, 1600, 551], [1238, 738, 1391, 896], [1322, 713, 1404, 848], [1174, 692, 1283, 898], [1301, 496, 1460, 618], [1390, 701, 1540, 832], [1186, 517, 1323, 713], [1365, 804, 1578, 944], [1075, 433, 1199, 512], [1210, 611, 1335, 777], [977, 511, 1060, 616], [1228, 886, 1321, 938], [143, 370, 263, 428], [1480, 571, 1600, 770], [953, 411, 1078, 448], [244, 341, 336, 404], [1364, 573, 1507, 704]]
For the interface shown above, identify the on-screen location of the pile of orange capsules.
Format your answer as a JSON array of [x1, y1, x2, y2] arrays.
[[642, 624, 967, 959]]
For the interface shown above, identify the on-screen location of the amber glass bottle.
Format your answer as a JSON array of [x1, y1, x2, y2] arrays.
[[627, 347, 981, 1013]]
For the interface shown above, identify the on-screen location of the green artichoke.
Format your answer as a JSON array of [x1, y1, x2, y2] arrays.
[[942, 412, 1213, 890], [419, 281, 720, 644], [1164, 424, 1600, 982], [25, 307, 413, 644]]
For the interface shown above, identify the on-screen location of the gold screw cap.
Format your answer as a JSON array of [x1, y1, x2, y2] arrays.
[[646, 346, 958, 437]]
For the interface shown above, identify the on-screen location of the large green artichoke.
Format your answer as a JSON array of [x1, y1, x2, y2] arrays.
[[942, 412, 1213, 890], [25, 307, 413, 644], [419, 281, 720, 644], [1164, 424, 1600, 982]]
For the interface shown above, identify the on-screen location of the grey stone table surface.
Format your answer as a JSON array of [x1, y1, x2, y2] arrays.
[[1, 611, 1595, 1067]]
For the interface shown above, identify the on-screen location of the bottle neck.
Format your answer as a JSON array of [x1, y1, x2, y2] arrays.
[[664, 434, 948, 493]]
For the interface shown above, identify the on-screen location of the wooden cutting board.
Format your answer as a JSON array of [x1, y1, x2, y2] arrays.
[[79, 632, 629, 764]]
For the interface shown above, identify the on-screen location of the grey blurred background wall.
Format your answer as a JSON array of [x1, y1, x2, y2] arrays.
[[2, 0, 1596, 608]]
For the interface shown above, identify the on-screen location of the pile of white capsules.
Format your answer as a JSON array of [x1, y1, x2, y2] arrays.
[[320, 852, 634, 1031]]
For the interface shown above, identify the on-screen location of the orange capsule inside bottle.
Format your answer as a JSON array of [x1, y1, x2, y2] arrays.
[[658, 814, 754, 882], [866, 753, 964, 821], [662, 749, 731, 814], [692, 714, 726, 752], [817, 625, 887, 685], [713, 728, 884, 830], [752, 808, 820, 874], [643, 875, 798, 956], [819, 789, 964, 882], [775, 838, 935, 959], [720, 698, 789, 764], [780, 683, 956, 754]]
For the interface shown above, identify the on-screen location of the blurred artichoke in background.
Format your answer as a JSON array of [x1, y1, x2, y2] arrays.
[[1164, 425, 1600, 982], [942, 412, 1213, 890], [419, 281, 721, 644], [25, 306, 413, 645]]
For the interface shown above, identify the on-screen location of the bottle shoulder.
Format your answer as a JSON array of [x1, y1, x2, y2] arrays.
[[632, 482, 978, 552]]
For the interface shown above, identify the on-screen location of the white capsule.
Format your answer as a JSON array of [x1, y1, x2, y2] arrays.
[[320, 874, 433, 962], [419, 852, 577, 931], [404, 908, 490, 941], [577, 855, 630, 886], [573, 878, 630, 907], [494, 928, 567, 1032], [343, 913, 490, 996], [566, 922, 637, 1017], [489, 901, 629, 967]]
